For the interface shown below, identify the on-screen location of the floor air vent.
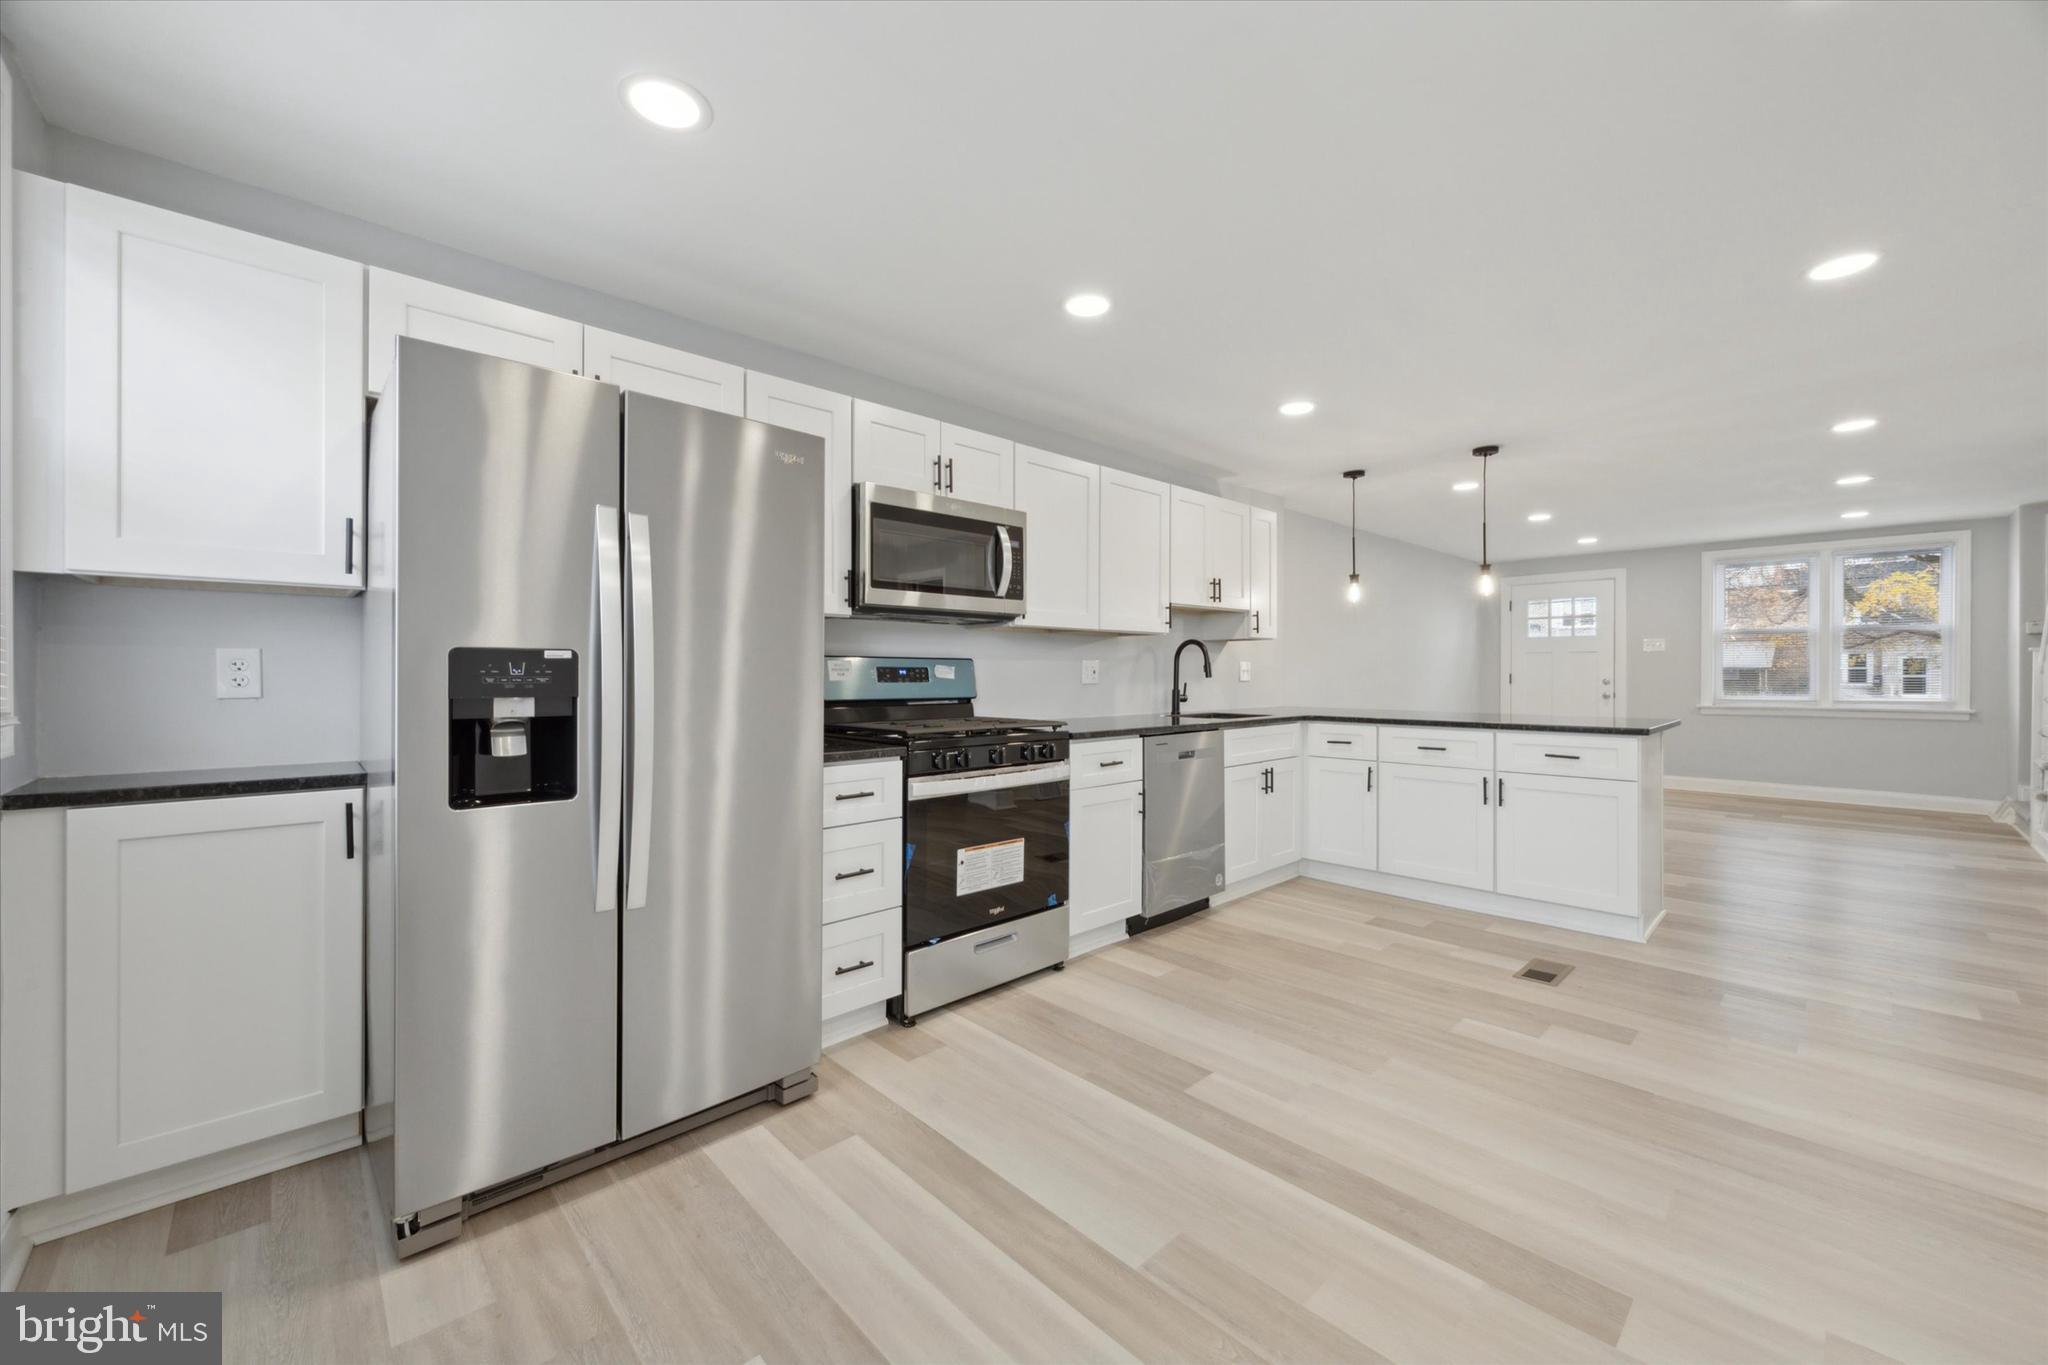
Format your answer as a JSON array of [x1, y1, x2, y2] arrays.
[[1516, 959, 1574, 986]]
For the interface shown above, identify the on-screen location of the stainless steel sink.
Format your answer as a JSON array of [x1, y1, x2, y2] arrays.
[[1178, 711, 1261, 720]]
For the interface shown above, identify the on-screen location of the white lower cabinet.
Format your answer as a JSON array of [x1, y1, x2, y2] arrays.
[[1225, 756, 1300, 885], [1303, 756, 1377, 870], [819, 760, 905, 1038], [1375, 761, 1495, 892], [1494, 771, 1639, 916], [822, 820, 903, 923], [63, 790, 363, 1192], [822, 910, 902, 1018], [1069, 780, 1143, 935]]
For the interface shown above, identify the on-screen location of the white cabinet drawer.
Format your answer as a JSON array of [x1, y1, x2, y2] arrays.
[[1223, 723, 1300, 767], [1379, 727, 1494, 771], [1495, 732, 1640, 782], [1071, 736, 1142, 789], [1305, 723, 1377, 759], [822, 909, 902, 1017], [823, 759, 903, 828], [822, 820, 902, 924]]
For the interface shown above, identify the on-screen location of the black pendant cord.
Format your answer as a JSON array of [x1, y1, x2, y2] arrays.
[[1480, 453, 1488, 568], [1350, 476, 1358, 577]]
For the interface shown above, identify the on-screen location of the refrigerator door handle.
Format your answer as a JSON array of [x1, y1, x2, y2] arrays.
[[594, 504, 624, 913], [625, 510, 656, 911]]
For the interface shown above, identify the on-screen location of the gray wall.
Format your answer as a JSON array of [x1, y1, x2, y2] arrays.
[[5, 125, 1488, 778], [2015, 501, 2046, 794], [1489, 516, 2016, 802]]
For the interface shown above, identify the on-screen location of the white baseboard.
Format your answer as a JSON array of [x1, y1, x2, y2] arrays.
[[1067, 922, 1129, 959], [822, 1002, 889, 1050], [1211, 865, 1298, 908], [1666, 775, 2000, 816], [1296, 862, 1650, 942], [0, 1114, 361, 1287]]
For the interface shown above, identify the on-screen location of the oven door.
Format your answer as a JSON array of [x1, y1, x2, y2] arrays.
[[854, 483, 1027, 620], [904, 762, 1069, 944]]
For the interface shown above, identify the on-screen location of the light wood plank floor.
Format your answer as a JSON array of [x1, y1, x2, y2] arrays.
[[22, 793, 2048, 1363]]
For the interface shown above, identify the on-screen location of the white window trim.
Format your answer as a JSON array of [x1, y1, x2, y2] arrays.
[[1698, 530, 1972, 716]]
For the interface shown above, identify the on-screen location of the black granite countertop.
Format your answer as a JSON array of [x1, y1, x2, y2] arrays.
[[2, 761, 367, 811], [1051, 708, 1681, 740], [824, 736, 905, 764]]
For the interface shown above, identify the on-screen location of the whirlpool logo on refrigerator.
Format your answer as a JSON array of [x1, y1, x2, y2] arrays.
[[5, 1293, 220, 1362], [776, 451, 806, 465]]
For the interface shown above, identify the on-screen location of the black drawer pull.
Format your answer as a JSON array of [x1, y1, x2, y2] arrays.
[[1542, 752, 1581, 760], [1326, 739, 1352, 746], [1098, 759, 1125, 768], [1417, 744, 1448, 752], [833, 790, 876, 801], [833, 867, 875, 881], [833, 959, 874, 976]]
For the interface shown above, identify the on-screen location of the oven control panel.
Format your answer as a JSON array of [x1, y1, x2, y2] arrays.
[[907, 734, 1068, 777]]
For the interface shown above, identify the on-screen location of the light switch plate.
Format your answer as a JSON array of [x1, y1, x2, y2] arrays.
[[1238, 660, 1252, 682], [1642, 638, 1667, 653], [1080, 659, 1100, 684], [216, 647, 263, 699]]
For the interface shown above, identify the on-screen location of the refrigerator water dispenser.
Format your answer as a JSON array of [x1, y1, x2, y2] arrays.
[[449, 647, 578, 807]]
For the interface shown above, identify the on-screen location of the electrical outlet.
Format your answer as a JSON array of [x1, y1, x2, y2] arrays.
[[216, 647, 263, 699], [1239, 660, 1252, 682], [1080, 659, 1100, 685], [1642, 637, 1666, 653]]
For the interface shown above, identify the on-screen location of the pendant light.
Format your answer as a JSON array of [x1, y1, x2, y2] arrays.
[[1343, 469, 1365, 603], [1473, 445, 1499, 597]]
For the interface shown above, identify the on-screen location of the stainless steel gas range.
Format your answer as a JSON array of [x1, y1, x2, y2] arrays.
[[824, 656, 1069, 1024]]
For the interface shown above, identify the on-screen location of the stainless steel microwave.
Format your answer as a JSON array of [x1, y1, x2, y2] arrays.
[[852, 483, 1027, 621]]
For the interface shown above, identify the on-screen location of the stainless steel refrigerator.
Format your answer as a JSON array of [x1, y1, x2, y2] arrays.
[[363, 339, 823, 1254]]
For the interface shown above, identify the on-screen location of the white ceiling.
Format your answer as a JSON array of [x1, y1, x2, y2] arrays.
[[6, 1, 2045, 559]]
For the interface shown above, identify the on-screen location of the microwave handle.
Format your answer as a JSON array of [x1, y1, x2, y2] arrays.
[[996, 525, 1014, 598]]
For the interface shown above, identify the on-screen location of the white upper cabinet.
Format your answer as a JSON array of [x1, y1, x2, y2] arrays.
[[62, 186, 366, 590], [1169, 487, 1252, 609], [585, 328, 744, 413], [852, 400, 945, 493], [366, 268, 582, 394], [1011, 445, 1099, 630], [1098, 468, 1170, 634], [748, 373, 854, 617], [1241, 506, 1280, 639], [64, 790, 362, 1192], [939, 424, 1014, 506]]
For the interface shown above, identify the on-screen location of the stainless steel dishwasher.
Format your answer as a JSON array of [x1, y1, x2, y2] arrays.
[[1131, 728, 1226, 932]]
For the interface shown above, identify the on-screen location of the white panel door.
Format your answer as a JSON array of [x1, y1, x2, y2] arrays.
[[1507, 578, 1617, 721], [748, 373, 855, 616], [63, 186, 365, 589], [940, 424, 1015, 506], [1209, 498, 1252, 610], [585, 328, 744, 413], [852, 400, 943, 493], [1303, 757, 1376, 869], [1495, 771, 1639, 916], [1099, 468, 1170, 633], [65, 790, 363, 1191], [1012, 445, 1099, 630], [1257, 757, 1302, 872], [1169, 487, 1214, 607], [1223, 762, 1264, 884], [366, 268, 582, 394], [1239, 506, 1280, 639], [1069, 781, 1142, 935], [1376, 761, 1495, 891]]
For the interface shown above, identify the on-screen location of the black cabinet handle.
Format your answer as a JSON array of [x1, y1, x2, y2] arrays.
[[945, 457, 955, 492], [1542, 752, 1581, 760], [1326, 739, 1352, 746], [1498, 777, 1506, 807], [932, 454, 943, 490], [344, 801, 355, 859], [833, 867, 875, 881], [833, 959, 874, 976], [1367, 765, 1374, 793], [1418, 745, 1447, 752], [344, 516, 355, 576], [1252, 610, 1260, 633], [833, 790, 876, 801], [1098, 759, 1125, 768], [1482, 777, 1490, 806]]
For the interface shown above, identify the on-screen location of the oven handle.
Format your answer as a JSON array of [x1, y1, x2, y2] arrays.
[[907, 760, 1069, 801]]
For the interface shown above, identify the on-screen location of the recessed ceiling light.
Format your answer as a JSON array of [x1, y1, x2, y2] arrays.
[[1807, 251, 1879, 282], [622, 76, 710, 131], [1526, 512, 1552, 523], [1277, 400, 1316, 417], [1840, 509, 1870, 519], [1062, 293, 1112, 319], [1577, 536, 1599, 545], [1831, 417, 1879, 434], [1835, 474, 1873, 486], [1452, 480, 1479, 492]]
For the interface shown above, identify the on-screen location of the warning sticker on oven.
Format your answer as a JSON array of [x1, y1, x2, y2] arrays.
[[956, 838, 1024, 896]]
